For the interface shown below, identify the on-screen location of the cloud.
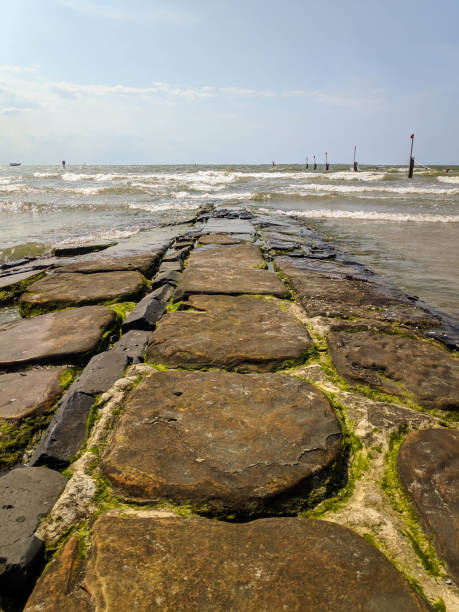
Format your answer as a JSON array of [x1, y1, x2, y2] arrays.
[[0, 65, 38, 73], [0, 107, 29, 115], [55, 0, 198, 25]]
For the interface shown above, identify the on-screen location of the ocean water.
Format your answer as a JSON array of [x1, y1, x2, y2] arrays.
[[1, 164, 458, 318]]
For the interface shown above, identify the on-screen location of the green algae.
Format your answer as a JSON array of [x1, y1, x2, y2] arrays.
[[0, 271, 46, 307], [0, 413, 55, 470], [108, 301, 136, 320]]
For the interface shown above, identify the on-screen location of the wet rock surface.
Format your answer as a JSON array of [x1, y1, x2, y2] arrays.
[[101, 370, 340, 512], [25, 513, 429, 611], [329, 327, 459, 409], [398, 429, 459, 584], [111, 329, 152, 363], [188, 243, 264, 268], [146, 294, 313, 372], [276, 256, 439, 326], [198, 233, 241, 245], [0, 467, 66, 595], [204, 218, 255, 235], [19, 270, 146, 315], [0, 367, 67, 420], [0, 305, 118, 371], [51, 241, 116, 257]]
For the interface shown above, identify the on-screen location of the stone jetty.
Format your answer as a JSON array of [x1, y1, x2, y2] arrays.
[[0, 206, 458, 611]]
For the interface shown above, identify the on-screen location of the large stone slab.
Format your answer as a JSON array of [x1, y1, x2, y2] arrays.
[[0, 305, 118, 370], [0, 367, 67, 420], [101, 371, 340, 512], [19, 271, 146, 316], [276, 257, 439, 326], [146, 294, 313, 372], [0, 467, 66, 595], [398, 428, 459, 584], [55, 252, 161, 278], [329, 327, 459, 409], [25, 514, 429, 611], [189, 243, 265, 269], [0, 270, 45, 306], [204, 218, 255, 235], [111, 329, 153, 363], [174, 267, 289, 300], [198, 233, 241, 245]]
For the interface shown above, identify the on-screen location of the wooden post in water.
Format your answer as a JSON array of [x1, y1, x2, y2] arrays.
[[353, 145, 358, 172], [408, 133, 415, 178], [325, 152, 329, 171], [305, 156, 308, 169], [313, 155, 317, 170]]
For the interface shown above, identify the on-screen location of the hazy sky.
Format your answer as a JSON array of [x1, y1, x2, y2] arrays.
[[1, 0, 458, 164]]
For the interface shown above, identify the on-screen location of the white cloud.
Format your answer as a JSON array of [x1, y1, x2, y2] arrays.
[[0, 107, 29, 115]]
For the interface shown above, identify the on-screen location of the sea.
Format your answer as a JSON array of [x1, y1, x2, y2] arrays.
[[1, 164, 458, 319]]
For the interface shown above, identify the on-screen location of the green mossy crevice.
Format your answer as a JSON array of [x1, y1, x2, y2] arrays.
[[107, 301, 136, 321], [0, 413, 56, 471], [381, 424, 449, 579], [0, 272, 46, 307]]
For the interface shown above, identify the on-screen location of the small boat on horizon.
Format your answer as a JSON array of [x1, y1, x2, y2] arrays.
[[9, 162, 21, 166]]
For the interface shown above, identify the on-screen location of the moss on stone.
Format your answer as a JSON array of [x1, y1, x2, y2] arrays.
[[0, 412, 55, 470], [381, 424, 448, 578], [0, 272, 46, 307], [107, 301, 136, 320]]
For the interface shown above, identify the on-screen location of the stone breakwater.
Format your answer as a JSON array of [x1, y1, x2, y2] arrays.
[[0, 204, 458, 611]]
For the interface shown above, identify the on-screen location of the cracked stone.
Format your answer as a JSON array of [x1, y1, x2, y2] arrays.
[[25, 513, 429, 611], [101, 370, 340, 512]]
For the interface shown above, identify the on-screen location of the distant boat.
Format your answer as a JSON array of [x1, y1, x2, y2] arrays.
[[9, 162, 21, 166]]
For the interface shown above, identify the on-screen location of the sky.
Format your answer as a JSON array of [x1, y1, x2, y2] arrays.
[[1, 0, 458, 164]]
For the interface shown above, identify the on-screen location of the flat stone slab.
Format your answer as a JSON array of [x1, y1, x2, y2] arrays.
[[329, 327, 459, 409], [146, 294, 313, 372], [0, 467, 66, 595], [55, 252, 161, 278], [0, 305, 118, 370], [398, 428, 459, 584], [198, 233, 241, 245], [0, 367, 67, 420], [101, 371, 340, 512], [204, 218, 255, 235], [276, 257, 439, 326], [0, 270, 45, 305], [25, 514, 429, 611], [174, 267, 289, 300], [51, 241, 116, 257], [188, 243, 265, 269], [111, 329, 153, 363], [19, 271, 145, 316]]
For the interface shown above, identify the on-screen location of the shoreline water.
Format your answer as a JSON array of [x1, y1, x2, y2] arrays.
[[1, 163, 458, 318]]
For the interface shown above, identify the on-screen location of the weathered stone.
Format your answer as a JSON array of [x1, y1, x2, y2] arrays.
[[149, 284, 174, 304], [398, 429, 459, 584], [121, 296, 167, 332], [111, 330, 152, 363], [72, 351, 129, 395], [157, 260, 182, 273], [162, 246, 191, 262], [25, 513, 429, 611], [174, 267, 289, 300], [0, 467, 66, 595], [0, 270, 46, 306], [329, 328, 459, 409], [19, 271, 146, 316], [0, 306, 118, 371], [204, 218, 255, 234], [30, 390, 95, 468], [102, 370, 340, 512], [198, 233, 241, 245], [51, 242, 116, 257], [55, 252, 161, 278], [0, 367, 67, 420], [276, 257, 439, 326], [189, 243, 264, 269], [146, 294, 313, 372], [151, 270, 181, 289], [276, 254, 372, 280]]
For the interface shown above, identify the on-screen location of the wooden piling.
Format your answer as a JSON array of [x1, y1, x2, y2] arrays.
[[408, 134, 415, 178], [353, 146, 358, 172], [313, 155, 317, 170], [325, 152, 329, 171]]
